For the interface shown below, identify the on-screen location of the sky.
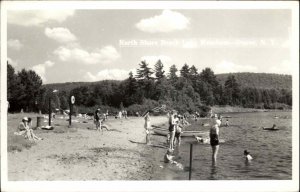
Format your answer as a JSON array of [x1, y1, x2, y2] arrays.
[[7, 8, 293, 84]]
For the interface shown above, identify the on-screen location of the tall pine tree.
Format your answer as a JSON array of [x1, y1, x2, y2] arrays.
[[154, 60, 165, 80], [136, 61, 153, 80], [168, 64, 178, 83], [180, 63, 190, 78]]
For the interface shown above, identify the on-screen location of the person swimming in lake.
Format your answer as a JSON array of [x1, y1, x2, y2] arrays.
[[194, 135, 210, 144], [244, 150, 253, 162], [210, 114, 221, 165]]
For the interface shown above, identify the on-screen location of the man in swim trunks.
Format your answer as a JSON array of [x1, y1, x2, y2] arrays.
[[174, 124, 183, 146], [210, 114, 220, 165], [168, 110, 177, 150]]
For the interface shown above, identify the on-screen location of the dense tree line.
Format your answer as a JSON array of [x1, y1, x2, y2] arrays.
[[217, 72, 292, 90], [7, 61, 292, 115]]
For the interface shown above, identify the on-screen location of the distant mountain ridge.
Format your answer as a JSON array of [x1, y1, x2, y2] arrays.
[[44, 72, 292, 92], [216, 72, 292, 90], [44, 80, 120, 93]]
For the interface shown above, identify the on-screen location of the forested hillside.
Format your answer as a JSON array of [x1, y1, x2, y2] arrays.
[[44, 80, 120, 93], [8, 60, 292, 116], [45, 72, 292, 92], [216, 73, 292, 90]]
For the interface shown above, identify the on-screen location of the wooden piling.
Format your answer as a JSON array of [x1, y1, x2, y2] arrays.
[[189, 143, 193, 180]]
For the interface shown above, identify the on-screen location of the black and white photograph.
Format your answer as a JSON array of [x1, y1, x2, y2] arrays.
[[1, 1, 299, 192]]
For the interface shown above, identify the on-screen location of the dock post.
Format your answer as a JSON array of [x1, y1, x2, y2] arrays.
[[189, 143, 193, 180]]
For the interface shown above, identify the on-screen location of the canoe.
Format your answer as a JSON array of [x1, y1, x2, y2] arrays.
[[152, 128, 208, 137], [263, 128, 279, 131]]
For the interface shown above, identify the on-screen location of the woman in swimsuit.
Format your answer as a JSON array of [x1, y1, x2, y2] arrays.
[[144, 111, 151, 144], [210, 114, 220, 165]]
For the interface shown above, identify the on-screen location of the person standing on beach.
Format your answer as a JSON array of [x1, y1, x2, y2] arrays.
[[94, 108, 102, 131], [168, 110, 177, 150], [210, 114, 221, 165], [144, 111, 151, 144], [225, 119, 229, 127]]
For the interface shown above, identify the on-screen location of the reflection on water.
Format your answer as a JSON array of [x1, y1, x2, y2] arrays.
[[209, 165, 218, 180], [152, 111, 292, 180]]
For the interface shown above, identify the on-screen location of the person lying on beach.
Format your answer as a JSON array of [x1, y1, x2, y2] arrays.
[[244, 150, 253, 161], [262, 124, 278, 130], [15, 117, 43, 141]]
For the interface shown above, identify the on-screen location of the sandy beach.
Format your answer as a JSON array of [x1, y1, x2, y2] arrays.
[[7, 113, 169, 180]]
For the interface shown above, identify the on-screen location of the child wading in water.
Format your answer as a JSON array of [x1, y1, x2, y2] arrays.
[[164, 149, 183, 169], [244, 150, 253, 162]]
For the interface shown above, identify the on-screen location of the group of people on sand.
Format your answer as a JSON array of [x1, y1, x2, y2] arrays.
[[15, 117, 43, 141], [167, 110, 185, 150], [116, 110, 128, 119]]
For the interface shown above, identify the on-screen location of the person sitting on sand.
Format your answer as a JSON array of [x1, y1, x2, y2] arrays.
[[27, 118, 43, 140], [244, 150, 253, 161], [164, 148, 175, 163], [144, 111, 151, 145], [16, 117, 42, 141]]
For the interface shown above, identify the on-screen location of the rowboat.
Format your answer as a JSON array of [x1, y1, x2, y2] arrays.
[[263, 128, 279, 131], [152, 128, 208, 137]]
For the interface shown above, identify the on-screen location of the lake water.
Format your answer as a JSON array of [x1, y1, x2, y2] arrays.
[[151, 111, 292, 180]]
